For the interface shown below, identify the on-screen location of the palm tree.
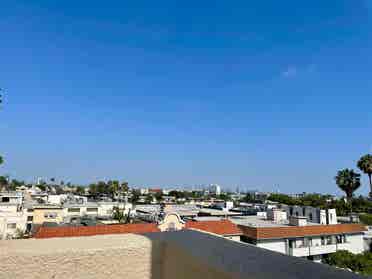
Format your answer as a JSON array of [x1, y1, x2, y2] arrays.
[[357, 154, 372, 197], [335, 169, 361, 201]]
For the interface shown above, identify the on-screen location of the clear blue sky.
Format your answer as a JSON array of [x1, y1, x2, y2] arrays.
[[1, 1, 372, 194]]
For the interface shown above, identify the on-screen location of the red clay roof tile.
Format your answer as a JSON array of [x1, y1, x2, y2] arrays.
[[35, 220, 243, 239], [238, 223, 367, 240], [35, 223, 160, 239], [185, 220, 243, 236]]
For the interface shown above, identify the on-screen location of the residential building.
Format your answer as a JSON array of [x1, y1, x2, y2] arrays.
[[32, 205, 64, 225], [0, 212, 27, 239], [283, 205, 337, 225], [232, 210, 366, 262], [209, 184, 221, 196]]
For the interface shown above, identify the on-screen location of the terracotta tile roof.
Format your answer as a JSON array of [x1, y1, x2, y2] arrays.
[[35, 219, 243, 239], [185, 220, 243, 236], [35, 223, 160, 239], [238, 223, 367, 240]]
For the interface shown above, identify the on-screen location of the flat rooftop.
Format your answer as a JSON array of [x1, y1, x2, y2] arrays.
[[230, 215, 321, 228]]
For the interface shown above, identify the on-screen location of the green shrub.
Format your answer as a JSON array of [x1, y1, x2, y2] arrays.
[[324, 251, 372, 276], [360, 214, 372, 226]]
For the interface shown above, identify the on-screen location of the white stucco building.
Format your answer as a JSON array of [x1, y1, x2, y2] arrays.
[[232, 209, 366, 262]]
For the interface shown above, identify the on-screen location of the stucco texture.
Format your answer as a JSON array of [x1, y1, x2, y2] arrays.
[[0, 234, 154, 279]]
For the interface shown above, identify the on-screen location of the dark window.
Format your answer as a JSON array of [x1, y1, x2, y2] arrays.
[[27, 216, 33, 222], [7, 223, 16, 229], [2, 197, 10, 202], [302, 208, 306, 216], [309, 213, 313, 221]]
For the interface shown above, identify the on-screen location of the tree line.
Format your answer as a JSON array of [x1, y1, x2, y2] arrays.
[[335, 154, 372, 200]]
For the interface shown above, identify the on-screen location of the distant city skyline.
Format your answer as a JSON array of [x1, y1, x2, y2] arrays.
[[1, 1, 372, 196]]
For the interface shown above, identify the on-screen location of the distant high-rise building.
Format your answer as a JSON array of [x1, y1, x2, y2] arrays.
[[209, 184, 221, 196]]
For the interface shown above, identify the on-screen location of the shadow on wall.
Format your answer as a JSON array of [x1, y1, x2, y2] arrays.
[[146, 230, 364, 279]]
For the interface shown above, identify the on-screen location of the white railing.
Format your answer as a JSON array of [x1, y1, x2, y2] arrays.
[[290, 244, 340, 257]]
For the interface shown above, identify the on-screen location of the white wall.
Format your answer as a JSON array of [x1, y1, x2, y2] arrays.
[[0, 213, 27, 239], [0, 204, 19, 213], [338, 234, 364, 254], [257, 239, 287, 254]]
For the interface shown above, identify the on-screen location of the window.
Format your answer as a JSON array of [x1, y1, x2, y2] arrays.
[[289, 208, 293, 216], [27, 208, 34, 212], [7, 223, 16, 229], [68, 208, 80, 213], [2, 197, 10, 203], [336, 235, 347, 243], [87, 208, 98, 212], [295, 211, 299, 217], [321, 237, 325, 245], [44, 212, 57, 219], [309, 213, 313, 221], [302, 208, 306, 216], [27, 216, 33, 222], [326, 236, 333, 245]]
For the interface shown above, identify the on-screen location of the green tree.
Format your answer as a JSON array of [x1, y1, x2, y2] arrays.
[[75, 186, 85, 195], [218, 193, 231, 201], [0, 176, 8, 190], [121, 181, 129, 193], [324, 251, 372, 276], [88, 183, 98, 197], [107, 180, 120, 198], [268, 193, 299, 205], [97, 181, 107, 195], [155, 192, 163, 202], [9, 179, 23, 191], [0, 155, 3, 166], [357, 154, 372, 197], [145, 195, 153, 204], [112, 206, 126, 223], [335, 169, 361, 201], [130, 189, 140, 203], [38, 183, 47, 192]]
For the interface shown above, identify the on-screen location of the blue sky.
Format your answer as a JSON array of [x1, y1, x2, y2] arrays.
[[1, 1, 372, 194]]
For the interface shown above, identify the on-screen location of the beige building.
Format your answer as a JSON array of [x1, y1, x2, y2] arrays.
[[32, 205, 64, 225]]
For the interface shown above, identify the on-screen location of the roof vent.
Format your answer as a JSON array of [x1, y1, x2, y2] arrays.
[[289, 216, 307, 226]]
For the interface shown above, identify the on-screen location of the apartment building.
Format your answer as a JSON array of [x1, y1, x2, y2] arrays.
[[32, 205, 64, 225], [283, 205, 337, 225], [0, 192, 27, 239], [63, 201, 132, 222], [233, 209, 366, 262]]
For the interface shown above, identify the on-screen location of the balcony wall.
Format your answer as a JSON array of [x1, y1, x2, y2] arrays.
[[0, 230, 365, 279], [310, 244, 337, 255], [290, 246, 310, 257]]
